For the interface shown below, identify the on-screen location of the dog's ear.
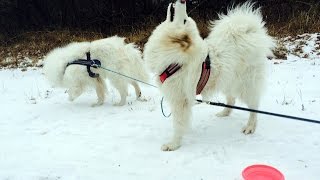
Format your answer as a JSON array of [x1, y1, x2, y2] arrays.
[[170, 3, 175, 22], [166, 3, 173, 22], [170, 34, 192, 51]]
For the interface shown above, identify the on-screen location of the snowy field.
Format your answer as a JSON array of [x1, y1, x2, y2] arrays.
[[1, 34, 320, 180]]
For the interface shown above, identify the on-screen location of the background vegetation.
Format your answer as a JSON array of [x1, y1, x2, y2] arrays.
[[0, 0, 319, 67]]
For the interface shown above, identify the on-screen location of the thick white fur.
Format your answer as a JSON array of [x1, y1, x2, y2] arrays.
[[43, 36, 148, 106], [144, 1, 275, 151], [144, 1, 208, 151], [203, 2, 275, 134]]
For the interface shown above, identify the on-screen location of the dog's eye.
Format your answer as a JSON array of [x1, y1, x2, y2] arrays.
[[184, 19, 187, 24]]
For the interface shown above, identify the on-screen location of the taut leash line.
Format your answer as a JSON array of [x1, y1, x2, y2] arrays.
[[196, 99, 320, 124], [69, 59, 319, 124], [99, 66, 158, 88]]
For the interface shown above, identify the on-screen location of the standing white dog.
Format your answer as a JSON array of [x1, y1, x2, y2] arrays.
[[43, 36, 148, 106], [144, 0, 275, 151]]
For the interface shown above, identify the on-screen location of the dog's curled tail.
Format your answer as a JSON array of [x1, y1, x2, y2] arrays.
[[209, 2, 275, 62], [43, 42, 90, 87]]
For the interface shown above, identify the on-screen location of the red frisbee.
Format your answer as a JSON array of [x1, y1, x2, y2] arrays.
[[242, 164, 285, 180]]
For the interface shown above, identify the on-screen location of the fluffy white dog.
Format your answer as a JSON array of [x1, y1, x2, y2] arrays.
[[144, 0, 275, 151], [43, 36, 148, 106]]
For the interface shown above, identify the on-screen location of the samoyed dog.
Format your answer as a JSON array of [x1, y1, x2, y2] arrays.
[[43, 36, 148, 106], [144, 0, 275, 151]]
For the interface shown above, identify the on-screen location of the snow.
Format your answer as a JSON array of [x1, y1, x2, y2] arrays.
[[1, 34, 320, 180], [279, 33, 320, 60]]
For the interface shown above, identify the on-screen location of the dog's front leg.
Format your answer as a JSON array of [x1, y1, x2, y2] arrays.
[[161, 99, 191, 151], [242, 101, 259, 134]]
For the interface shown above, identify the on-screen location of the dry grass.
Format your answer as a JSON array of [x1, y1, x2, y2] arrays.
[[273, 33, 320, 60], [267, 2, 320, 37], [273, 41, 288, 60], [1, 3, 319, 68], [0, 25, 158, 68], [0, 30, 105, 68]]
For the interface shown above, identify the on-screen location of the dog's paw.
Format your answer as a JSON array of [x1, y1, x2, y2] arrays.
[[114, 102, 126, 106], [194, 101, 202, 105], [137, 96, 149, 102], [68, 96, 75, 102], [161, 142, 181, 151], [242, 124, 256, 134], [91, 101, 103, 107], [216, 111, 229, 117]]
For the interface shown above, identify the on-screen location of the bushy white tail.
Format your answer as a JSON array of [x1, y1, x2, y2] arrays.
[[43, 42, 90, 87], [208, 2, 275, 63]]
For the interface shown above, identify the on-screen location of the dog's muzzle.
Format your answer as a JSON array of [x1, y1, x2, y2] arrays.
[[170, 1, 187, 24]]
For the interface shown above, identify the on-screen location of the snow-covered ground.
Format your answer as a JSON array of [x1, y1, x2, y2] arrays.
[[1, 34, 320, 180]]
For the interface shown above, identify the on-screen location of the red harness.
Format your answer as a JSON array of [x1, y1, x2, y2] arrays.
[[159, 63, 182, 83], [159, 56, 211, 95]]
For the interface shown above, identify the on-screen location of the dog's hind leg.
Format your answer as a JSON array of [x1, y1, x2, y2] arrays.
[[92, 77, 106, 107], [131, 81, 147, 102], [216, 96, 235, 117], [110, 79, 128, 106], [131, 81, 141, 99], [68, 85, 84, 102], [161, 98, 191, 151]]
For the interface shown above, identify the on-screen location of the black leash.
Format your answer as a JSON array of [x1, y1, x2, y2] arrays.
[[161, 97, 172, 117], [196, 99, 320, 124], [65, 53, 320, 124]]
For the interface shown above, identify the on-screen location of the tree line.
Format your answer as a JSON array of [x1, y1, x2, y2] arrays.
[[0, 0, 318, 37]]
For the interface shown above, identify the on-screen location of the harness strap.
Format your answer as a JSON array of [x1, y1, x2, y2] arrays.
[[159, 55, 211, 95], [159, 63, 182, 83], [196, 55, 211, 95], [66, 52, 101, 78]]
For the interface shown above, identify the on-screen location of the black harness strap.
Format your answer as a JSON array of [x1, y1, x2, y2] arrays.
[[66, 52, 101, 78]]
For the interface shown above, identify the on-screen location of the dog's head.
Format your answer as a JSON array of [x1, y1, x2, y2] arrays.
[[166, 0, 188, 25], [164, 0, 199, 35], [143, 0, 206, 70], [162, 0, 201, 52]]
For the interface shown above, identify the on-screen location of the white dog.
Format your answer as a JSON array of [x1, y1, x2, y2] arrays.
[[144, 0, 275, 151], [43, 36, 148, 106]]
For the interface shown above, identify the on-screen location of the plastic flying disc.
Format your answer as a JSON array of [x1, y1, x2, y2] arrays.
[[242, 164, 285, 180]]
